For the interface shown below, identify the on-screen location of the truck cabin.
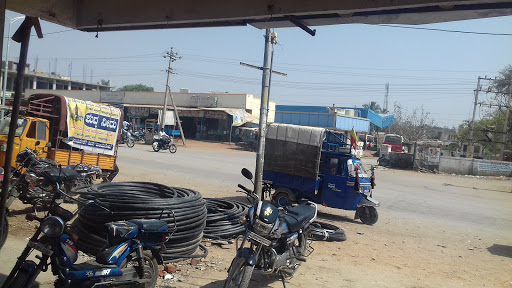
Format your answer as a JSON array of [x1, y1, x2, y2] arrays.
[[383, 134, 404, 152], [0, 116, 50, 168]]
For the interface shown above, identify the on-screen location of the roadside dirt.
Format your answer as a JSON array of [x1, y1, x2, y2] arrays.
[[2, 141, 511, 288]]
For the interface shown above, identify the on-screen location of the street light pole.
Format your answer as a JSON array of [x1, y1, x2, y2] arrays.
[[1, 16, 24, 120]]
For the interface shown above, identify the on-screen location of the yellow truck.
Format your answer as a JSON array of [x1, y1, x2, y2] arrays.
[[0, 93, 123, 180]]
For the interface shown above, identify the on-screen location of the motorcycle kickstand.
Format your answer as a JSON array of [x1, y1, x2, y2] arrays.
[[280, 271, 287, 288]]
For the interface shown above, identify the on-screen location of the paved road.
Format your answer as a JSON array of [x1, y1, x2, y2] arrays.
[[117, 143, 512, 237]]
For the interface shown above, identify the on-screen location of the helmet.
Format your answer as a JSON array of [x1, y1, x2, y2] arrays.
[[16, 149, 35, 168]]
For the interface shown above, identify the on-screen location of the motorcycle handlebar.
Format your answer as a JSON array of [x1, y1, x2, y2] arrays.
[[237, 184, 252, 194]]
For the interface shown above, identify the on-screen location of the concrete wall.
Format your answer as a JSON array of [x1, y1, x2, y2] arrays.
[[439, 157, 512, 177]]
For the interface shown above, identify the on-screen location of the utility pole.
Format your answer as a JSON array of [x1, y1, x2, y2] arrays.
[[468, 77, 481, 158], [162, 48, 186, 146], [254, 28, 274, 199], [384, 83, 389, 112], [499, 78, 512, 161]]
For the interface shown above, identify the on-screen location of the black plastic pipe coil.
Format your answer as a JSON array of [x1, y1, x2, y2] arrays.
[[310, 221, 347, 242], [204, 198, 249, 240], [71, 182, 208, 262]]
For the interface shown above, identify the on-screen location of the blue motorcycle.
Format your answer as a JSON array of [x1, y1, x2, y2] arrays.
[[1, 170, 171, 288]]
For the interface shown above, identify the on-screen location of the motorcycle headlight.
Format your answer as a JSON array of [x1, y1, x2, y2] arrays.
[[24, 172, 38, 184], [40, 216, 64, 237], [253, 218, 274, 235]]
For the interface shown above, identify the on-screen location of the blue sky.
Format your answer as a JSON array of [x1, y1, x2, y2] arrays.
[[4, 10, 512, 128]]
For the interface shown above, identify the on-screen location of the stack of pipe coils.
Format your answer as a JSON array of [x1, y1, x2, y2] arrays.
[[203, 198, 249, 240], [72, 182, 207, 262]]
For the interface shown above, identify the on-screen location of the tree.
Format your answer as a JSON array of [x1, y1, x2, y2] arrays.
[[117, 84, 154, 92], [98, 79, 110, 86], [387, 103, 435, 142], [492, 64, 512, 106], [362, 101, 382, 113]]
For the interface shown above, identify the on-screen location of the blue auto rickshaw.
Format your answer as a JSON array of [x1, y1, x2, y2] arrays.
[[263, 123, 380, 225]]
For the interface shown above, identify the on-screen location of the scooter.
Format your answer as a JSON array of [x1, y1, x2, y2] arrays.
[[224, 168, 317, 288], [1, 170, 170, 288], [152, 136, 177, 153]]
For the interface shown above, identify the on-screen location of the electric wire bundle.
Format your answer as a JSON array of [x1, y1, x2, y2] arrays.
[[203, 199, 249, 240], [71, 182, 207, 262]]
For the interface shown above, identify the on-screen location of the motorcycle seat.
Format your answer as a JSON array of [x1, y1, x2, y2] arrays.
[[105, 221, 139, 246], [44, 167, 79, 182], [282, 205, 316, 233], [128, 219, 168, 232]]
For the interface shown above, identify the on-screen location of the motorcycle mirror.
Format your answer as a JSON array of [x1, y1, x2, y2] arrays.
[[35, 140, 40, 146], [241, 168, 253, 181], [45, 142, 52, 148]]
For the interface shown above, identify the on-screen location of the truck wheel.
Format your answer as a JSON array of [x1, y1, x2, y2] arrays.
[[358, 206, 378, 225], [272, 191, 292, 208]]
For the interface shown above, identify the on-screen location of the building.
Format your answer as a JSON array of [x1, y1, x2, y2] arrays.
[[274, 105, 395, 135], [24, 88, 276, 142], [1, 61, 110, 104]]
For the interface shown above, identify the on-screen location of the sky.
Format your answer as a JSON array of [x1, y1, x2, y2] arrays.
[[3, 10, 512, 128]]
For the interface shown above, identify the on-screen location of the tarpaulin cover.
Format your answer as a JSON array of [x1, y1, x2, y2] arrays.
[[264, 123, 325, 179], [65, 97, 122, 156]]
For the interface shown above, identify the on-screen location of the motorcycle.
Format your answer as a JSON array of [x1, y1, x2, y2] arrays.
[[1, 171, 170, 288], [8, 146, 78, 209], [152, 136, 177, 153], [67, 164, 102, 186], [132, 130, 145, 142], [120, 129, 135, 148], [224, 168, 317, 288]]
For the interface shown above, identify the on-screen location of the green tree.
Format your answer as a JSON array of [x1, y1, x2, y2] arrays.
[[98, 79, 110, 86], [117, 83, 154, 92], [362, 101, 382, 113]]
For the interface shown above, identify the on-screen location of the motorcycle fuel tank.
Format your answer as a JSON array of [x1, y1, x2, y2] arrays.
[[59, 234, 78, 266]]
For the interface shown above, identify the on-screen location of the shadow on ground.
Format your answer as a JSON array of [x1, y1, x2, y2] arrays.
[[316, 211, 362, 225], [487, 244, 512, 258], [200, 270, 282, 288]]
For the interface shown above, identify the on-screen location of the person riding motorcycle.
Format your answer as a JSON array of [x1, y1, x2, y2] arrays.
[[159, 128, 170, 147]]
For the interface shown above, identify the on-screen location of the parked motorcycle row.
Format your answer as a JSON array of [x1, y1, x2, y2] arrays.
[[0, 144, 106, 250]]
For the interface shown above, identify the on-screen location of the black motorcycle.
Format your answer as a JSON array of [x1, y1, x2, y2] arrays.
[[152, 136, 177, 153], [9, 146, 78, 209], [132, 130, 145, 142], [120, 129, 135, 148], [224, 168, 317, 288]]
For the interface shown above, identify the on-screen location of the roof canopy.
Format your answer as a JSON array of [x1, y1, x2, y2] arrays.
[[9, 1, 512, 32]]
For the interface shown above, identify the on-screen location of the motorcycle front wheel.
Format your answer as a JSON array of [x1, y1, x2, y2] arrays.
[[120, 251, 158, 288], [169, 144, 177, 154], [224, 256, 254, 288], [126, 138, 135, 148], [152, 142, 160, 152]]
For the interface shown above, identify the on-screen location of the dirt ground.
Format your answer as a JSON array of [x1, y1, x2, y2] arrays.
[[1, 140, 511, 288]]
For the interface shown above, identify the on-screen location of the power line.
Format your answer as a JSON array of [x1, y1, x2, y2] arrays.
[[374, 24, 512, 36]]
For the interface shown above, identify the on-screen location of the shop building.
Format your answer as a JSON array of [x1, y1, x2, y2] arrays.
[[24, 89, 275, 141]]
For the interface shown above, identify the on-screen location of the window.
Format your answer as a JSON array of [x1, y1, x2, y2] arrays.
[[36, 122, 47, 141], [25, 121, 37, 138], [328, 158, 338, 175]]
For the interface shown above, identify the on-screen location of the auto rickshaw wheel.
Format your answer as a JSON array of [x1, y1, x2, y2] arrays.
[[358, 206, 378, 225], [272, 191, 293, 208]]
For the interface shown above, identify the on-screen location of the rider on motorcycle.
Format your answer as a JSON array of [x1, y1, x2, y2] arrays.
[[159, 128, 170, 147]]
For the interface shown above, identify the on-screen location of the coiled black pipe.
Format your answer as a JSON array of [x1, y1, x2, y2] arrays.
[[310, 221, 347, 242], [203, 199, 249, 240], [71, 182, 207, 262]]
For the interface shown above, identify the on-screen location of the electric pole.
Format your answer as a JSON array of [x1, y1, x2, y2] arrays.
[[162, 48, 186, 146], [468, 77, 482, 158], [384, 83, 389, 112], [499, 78, 512, 161], [253, 28, 274, 199]]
